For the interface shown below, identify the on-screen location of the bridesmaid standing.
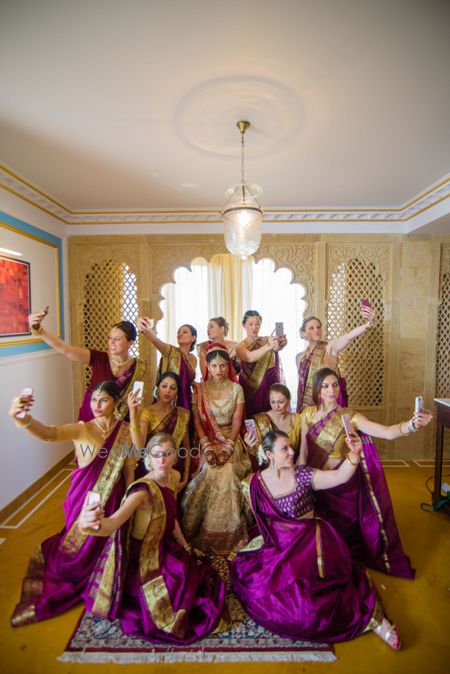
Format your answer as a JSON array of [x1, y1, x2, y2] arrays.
[[236, 310, 287, 417], [296, 303, 376, 412], [197, 316, 240, 379], [137, 317, 197, 412], [28, 309, 144, 421]]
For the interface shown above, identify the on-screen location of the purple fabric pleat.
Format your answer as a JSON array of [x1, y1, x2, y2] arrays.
[[87, 483, 225, 644], [231, 472, 378, 643], [12, 423, 126, 624], [307, 419, 414, 579]]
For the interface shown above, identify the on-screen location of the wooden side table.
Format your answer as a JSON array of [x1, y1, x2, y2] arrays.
[[433, 398, 450, 516]]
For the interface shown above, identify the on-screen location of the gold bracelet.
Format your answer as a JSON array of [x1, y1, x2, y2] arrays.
[[15, 414, 32, 429], [129, 425, 141, 433], [346, 453, 360, 467], [398, 422, 409, 436], [30, 325, 44, 336]]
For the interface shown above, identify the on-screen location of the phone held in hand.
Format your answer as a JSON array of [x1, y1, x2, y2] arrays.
[[245, 419, 257, 438], [17, 387, 33, 419], [341, 414, 354, 440], [360, 298, 371, 309], [415, 396, 424, 414], [275, 322, 284, 337], [132, 380, 144, 399], [86, 491, 101, 506]]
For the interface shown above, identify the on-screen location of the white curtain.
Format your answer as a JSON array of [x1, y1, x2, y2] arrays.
[[158, 255, 306, 400], [250, 258, 307, 405]]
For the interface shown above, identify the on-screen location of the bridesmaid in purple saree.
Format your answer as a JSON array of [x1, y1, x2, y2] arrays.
[[232, 430, 401, 649], [295, 305, 376, 412], [79, 433, 226, 645], [237, 310, 287, 417], [8, 381, 135, 626], [28, 309, 145, 421], [128, 371, 191, 484], [299, 368, 432, 579], [137, 317, 197, 412]]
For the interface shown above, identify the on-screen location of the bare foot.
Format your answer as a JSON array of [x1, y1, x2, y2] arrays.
[[373, 617, 401, 650]]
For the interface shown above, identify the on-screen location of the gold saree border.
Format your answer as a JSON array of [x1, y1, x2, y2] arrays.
[[10, 545, 44, 626], [116, 358, 146, 420], [60, 422, 130, 555], [359, 452, 391, 574], [140, 479, 187, 637], [244, 339, 275, 400]]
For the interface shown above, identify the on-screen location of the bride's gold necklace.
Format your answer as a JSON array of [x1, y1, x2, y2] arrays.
[[207, 378, 229, 391], [110, 355, 133, 376], [94, 417, 115, 440]]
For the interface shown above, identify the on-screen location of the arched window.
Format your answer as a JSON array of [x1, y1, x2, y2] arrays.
[[158, 254, 306, 402]]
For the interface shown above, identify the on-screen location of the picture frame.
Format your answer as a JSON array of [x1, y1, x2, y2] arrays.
[[0, 255, 31, 337]]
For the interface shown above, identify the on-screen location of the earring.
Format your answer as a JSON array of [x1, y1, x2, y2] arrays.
[[172, 395, 178, 408], [153, 386, 159, 400]]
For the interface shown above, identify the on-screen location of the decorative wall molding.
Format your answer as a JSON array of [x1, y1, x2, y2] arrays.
[[1, 164, 449, 227]]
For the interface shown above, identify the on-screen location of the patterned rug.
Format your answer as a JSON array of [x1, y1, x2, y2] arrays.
[[59, 604, 336, 663]]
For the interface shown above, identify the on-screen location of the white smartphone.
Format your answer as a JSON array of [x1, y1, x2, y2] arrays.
[[342, 414, 354, 440], [415, 396, 424, 414], [275, 322, 284, 337], [86, 490, 101, 506], [132, 380, 144, 399], [244, 419, 257, 438], [17, 387, 33, 419]]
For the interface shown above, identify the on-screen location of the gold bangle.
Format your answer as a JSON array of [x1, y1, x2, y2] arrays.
[[30, 325, 44, 336], [15, 414, 32, 429], [346, 453, 360, 467], [129, 425, 141, 433], [398, 422, 409, 436]]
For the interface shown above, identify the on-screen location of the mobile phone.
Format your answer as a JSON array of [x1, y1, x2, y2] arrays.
[[341, 414, 354, 440], [360, 298, 371, 309], [16, 387, 33, 419], [415, 396, 424, 414], [86, 491, 101, 506], [244, 419, 258, 438], [275, 322, 284, 337], [132, 380, 144, 399]]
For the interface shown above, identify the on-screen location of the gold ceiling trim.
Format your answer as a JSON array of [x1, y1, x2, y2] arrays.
[[0, 164, 448, 226]]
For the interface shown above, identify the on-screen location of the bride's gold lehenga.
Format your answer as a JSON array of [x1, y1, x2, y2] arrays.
[[181, 379, 253, 555]]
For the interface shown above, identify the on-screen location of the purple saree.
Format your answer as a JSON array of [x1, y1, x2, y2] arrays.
[[11, 421, 130, 626], [239, 338, 282, 417], [231, 467, 382, 643], [85, 478, 225, 644], [157, 346, 196, 412], [305, 407, 414, 579], [296, 342, 348, 412], [78, 349, 145, 422]]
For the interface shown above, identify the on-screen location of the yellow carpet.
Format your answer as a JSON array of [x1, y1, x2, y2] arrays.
[[0, 462, 449, 673]]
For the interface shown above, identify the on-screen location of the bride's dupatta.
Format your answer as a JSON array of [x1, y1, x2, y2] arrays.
[[157, 346, 195, 411], [239, 338, 281, 416], [194, 381, 234, 467], [11, 421, 131, 626], [307, 409, 414, 579]]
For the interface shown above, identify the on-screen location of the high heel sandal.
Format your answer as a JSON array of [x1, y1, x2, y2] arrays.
[[374, 617, 401, 650]]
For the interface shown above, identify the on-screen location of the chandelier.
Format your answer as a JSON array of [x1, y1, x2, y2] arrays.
[[222, 121, 263, 259]]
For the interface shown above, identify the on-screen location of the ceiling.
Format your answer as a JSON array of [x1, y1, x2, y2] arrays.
[[0, 0, 449, 225]]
